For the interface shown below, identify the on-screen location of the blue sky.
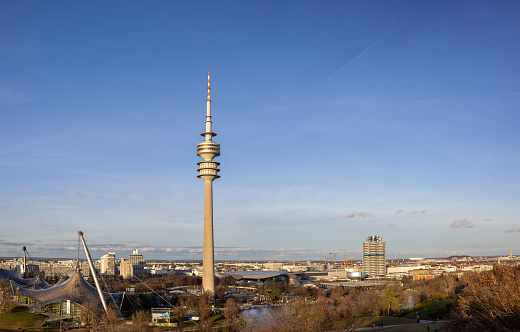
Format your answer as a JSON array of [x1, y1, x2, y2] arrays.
[[1, 1, 519, 260]]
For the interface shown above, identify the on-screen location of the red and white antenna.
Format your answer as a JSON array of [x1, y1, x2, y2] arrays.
[[207, 71, 211, 102]]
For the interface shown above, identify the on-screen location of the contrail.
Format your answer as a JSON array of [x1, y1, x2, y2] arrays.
[[329, 37, 384, 78], [309, 37, 384, 92]]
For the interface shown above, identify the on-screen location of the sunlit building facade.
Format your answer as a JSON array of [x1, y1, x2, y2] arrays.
[[362, 235, 386, 277]]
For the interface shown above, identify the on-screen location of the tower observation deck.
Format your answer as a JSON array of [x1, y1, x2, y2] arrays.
[[197, 72, 220, 296]]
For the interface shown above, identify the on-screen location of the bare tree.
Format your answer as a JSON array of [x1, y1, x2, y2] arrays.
[[102, 304, 121, 330], [439, 274, 458, 298], [0, 280, 15, 313], [352, 289, 381, 317], [174, 294, 195, 329], [223, 297, 242, 331], [445, 265, 520, 332], [253, 297, 351, 332], [196, 293, 213, 331], [80, 301, 101, 328]]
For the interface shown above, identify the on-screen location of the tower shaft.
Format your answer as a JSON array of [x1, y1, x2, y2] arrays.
[[203, 180, 215, 295]]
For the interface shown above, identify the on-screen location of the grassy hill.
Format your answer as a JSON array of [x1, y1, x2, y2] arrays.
[[402, 298, 455, 320]]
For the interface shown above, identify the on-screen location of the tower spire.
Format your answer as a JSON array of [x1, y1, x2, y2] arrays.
[[203, 72, 215, 142]]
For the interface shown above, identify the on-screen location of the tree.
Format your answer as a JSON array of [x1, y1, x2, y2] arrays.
[[80, 301, 101, 327], [129, 310, 153, 332], [379, 288, 401, 315], [103, 304, 120, 329], [196, 293, 213, 331], [223, 298, 242, 331], [330, 286, 345, 302], [351, 289, 381, 317], [438, 274, 458, 298], [0, 280, 15, 313], [254, 297, 354, 332], [445, 265, 520, 332]]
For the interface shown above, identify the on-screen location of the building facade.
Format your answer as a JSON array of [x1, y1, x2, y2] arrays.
[[362, 235, 386, 277], [100, 252, 117, 275], [120, 258, 132, 279]]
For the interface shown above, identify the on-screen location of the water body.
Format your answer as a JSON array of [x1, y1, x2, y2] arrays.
[[406, 294, 415, 309], [241, 306, 273, 319], [241, 306, 280, 325]]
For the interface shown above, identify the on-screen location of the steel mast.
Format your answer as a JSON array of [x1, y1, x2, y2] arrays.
[[78, 231, 108, 313]]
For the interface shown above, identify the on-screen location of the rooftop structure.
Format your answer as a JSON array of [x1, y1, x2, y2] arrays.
[[10, 269, 111, 308], [0, 268, 50, 290]]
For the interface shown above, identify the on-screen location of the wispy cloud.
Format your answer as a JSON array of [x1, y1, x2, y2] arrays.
[[450, 219, 475, 229], [333, 211, 374, 219], [461, 243, 500, 248], [505, 228, 520, 233], [388, 224, 394, 227], [397, 209, 427, 215], [0, 239, 28, 247]]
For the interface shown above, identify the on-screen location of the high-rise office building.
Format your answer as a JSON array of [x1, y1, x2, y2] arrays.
[[120, 249, 145, 279], [196, 72, 221, 296], [120, 258, 133, 279], [362, 235, 386, 277], [128, 249, 145, 275], [100, 252, 117, 275]]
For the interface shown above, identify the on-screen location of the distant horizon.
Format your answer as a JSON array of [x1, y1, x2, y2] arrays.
[[0, 249, 516, 262]]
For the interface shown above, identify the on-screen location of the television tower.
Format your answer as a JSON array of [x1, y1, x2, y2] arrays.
[[197, 72, 220, 296]]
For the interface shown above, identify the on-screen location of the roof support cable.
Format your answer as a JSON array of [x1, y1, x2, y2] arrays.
[[132, 275, 175, 307], [97, 268, 122, 318]]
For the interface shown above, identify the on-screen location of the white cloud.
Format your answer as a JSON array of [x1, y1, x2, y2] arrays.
[[450, 219, 474, 229], [397, 209, 427, 215], [335, 211, 374, 219]]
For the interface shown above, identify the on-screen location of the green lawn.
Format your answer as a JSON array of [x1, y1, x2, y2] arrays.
[[402, 299, 454, 320], [345, 316, 417, 328], [0, 306, 48, 327]]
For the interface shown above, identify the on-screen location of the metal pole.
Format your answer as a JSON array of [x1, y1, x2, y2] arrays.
[[22, 246, 27, 277], [78, 231, 108, 313]]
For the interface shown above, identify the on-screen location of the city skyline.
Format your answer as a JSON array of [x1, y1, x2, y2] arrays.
[[1, 1, 519, 260]]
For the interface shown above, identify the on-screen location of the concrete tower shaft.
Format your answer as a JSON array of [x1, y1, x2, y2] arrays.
[[197, 72, 220, 297]]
